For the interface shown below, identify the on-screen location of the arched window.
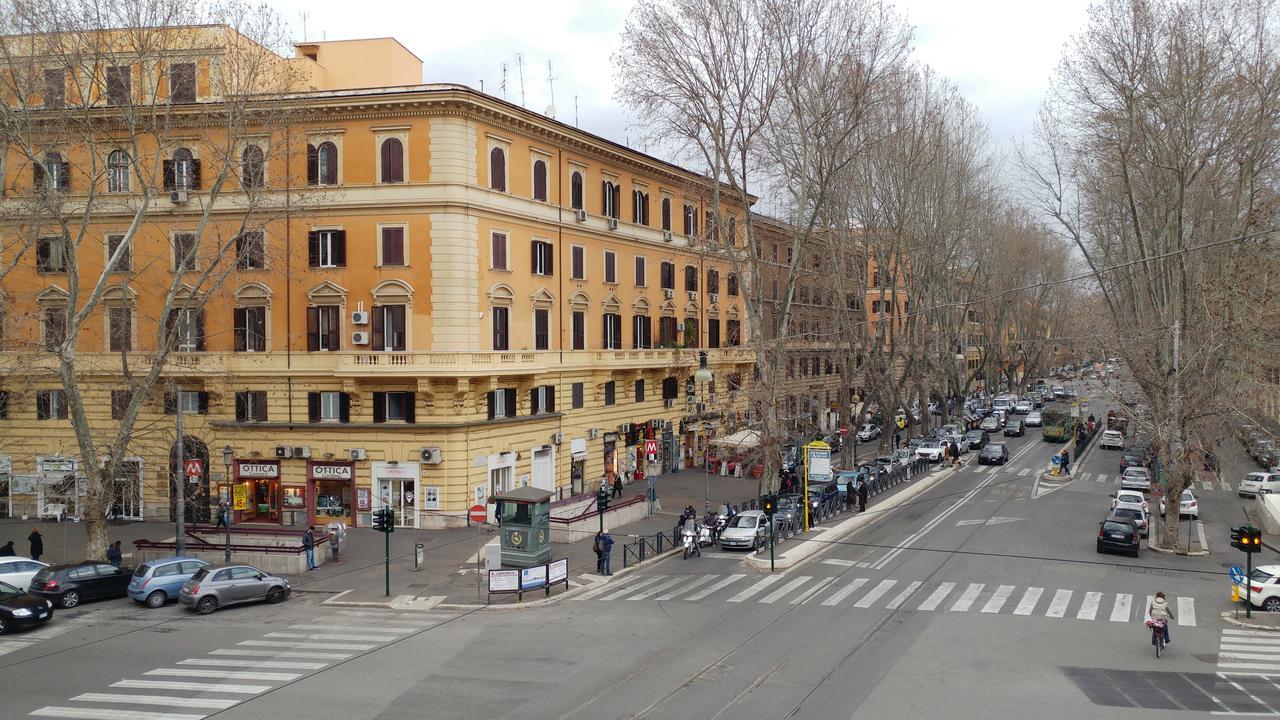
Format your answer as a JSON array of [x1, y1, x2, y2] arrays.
[[168, 147, 198, 191], [107, 149, 130, 192], [489, 147, 506, 191], [37, 151, 68, 191], [241, 145, 265, 189], [661, 198, 671, 231], [727, 273, 739, 296], [380, 138, 404, 183], [307, 141, 338, 186], [707, 269, 720, 294], [532, 159, 547, 201], [570, 171, 583, 210], [684, 265, 698, 292]]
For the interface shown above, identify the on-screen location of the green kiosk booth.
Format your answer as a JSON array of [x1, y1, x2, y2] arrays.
[[493, 486, 553, 568]]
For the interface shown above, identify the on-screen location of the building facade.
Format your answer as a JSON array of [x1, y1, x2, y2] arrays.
[[0, 31, 754, 528]]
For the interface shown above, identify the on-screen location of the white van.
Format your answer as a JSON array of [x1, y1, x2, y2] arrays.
[[1239, 472, 1280, 498]]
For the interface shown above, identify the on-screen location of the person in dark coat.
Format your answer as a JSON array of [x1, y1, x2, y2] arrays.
[[857, 478, 869, 512], [302, 526, 317, 570], [600, 530, 614, 575], [28, 529, 43, 562], [1060, 449, 1071, 476], [106, 541, 123, 567], [949, 442, 960, 467], [593, 530, 605, 574], [0, 541, 14, 556]]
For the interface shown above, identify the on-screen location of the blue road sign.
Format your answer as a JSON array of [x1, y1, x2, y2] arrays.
[[1230, 564, 1246, 585]]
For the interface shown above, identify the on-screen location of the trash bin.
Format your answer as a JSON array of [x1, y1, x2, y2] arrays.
[[414, 542, 425, 570]]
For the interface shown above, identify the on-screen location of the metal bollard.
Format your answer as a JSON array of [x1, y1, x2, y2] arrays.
[[414, 542, 424, 570]]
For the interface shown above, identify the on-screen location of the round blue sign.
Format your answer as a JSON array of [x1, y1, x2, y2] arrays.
[[1230, 564, 1246, 584]]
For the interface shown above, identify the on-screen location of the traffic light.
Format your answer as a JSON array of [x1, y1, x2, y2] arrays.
[[372, 508, 394, 533], [372, 508, 386, 532], [596, 486, 610, 513], [761, 494, 776, 517], [1232, 525, 1245, 551], [1232, 525, 1263, 553]]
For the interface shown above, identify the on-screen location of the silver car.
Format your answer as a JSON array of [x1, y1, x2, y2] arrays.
[[178, 564, 291, 615], [719, 511, 769, 551]]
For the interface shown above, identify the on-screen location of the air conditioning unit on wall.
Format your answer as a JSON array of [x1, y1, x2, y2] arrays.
[[607, 218, 619, 230], [275, 446, 293, 459], [420, 447, 442, 465], [662, 230, 673, 242], [348, 448, 367, 461], [551, 432, 564, 444], [170, 190, 188, 204], [574, 209, 587, 222], [351, 331, 370, 345], [351, 311, 369, 325], [293, 446, 311, 459]]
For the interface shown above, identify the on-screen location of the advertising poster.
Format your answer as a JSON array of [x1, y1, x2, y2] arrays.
[[548, 558, 568, 585], [488, 569, 519, 593], [520, 565, 548, 591]]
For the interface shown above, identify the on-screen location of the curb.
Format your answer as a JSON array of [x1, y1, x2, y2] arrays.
[[1146, 543, 1210, 557], [742, 464, 959, 571], [1220, 610, 1280, 631]]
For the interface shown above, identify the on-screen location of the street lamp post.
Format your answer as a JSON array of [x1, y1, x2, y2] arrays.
[[695, 351, 713, 514], [221, 446, 234, 562]]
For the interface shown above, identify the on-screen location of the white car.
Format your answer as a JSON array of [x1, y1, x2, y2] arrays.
[[945, 433, 970, 454], [1239, 471, 1280, 498], [1025, 411, 1043, 427], [1014, 401, 1033, 414], [1111, 489, 1149, 513], [1098, 430, 1125, 450], [916, 440, 945, 462], [718, 511, 769, 551], [1120, 467, 1152, 492], [1160, 488, 1199, 519], [857, 423, 881, 442], [890, 449, 914, 469], [1052, 385, 1066, 397], [1235, 565, 1280, 612], [0, 557, 49, 591]]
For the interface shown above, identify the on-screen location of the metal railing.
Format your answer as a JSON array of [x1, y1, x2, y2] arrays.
[[622, 527, 681, 568]]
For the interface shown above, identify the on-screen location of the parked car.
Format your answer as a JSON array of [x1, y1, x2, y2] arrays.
[[1014, 401, 1033, 414], [28, 562, 133, 609], [890, 449, 915, 469], [1052, 385, 1066, 398], [1239, 471, 1280, 498], [718, 511, 770, 551], [0, 557, 49, 592], [1110, 506, 1149, 538], [1235, 565, 1280, 612], [0, 580, 53, 636], [1120, 467, 1153, 492], [178, 564, 291, 615], [1003, 419, 1025, 437], [1160, 489, 1199, 520], [978, 443, 1009, 465], [979, 416, 1001, 433], [1118, 454, 1145, 475], [127, 557, 209, 608], [1097, 430, 1125, 450], [944, 432, 971, 454], [856, 423, 881, 442], [774, 494, 804, 535], [1024, 411, 1043, 427], [916, 440, 946, 463], [965, 429, 990, 450], [1110, 490, 1149, 513], [806, 481, 842, 519], [1097, 517, 1142, 558]]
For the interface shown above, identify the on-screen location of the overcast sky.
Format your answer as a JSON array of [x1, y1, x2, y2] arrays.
[[271, 0, 1091, 167]]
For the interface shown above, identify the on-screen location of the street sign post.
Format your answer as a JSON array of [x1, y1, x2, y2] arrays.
[[183, 459, 203, 483], [470, 504, 486, 602], [1230, 564, 1245, 585], [802, 441, 832, 531]]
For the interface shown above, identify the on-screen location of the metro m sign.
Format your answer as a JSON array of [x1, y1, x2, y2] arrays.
[[183, 459, 203, 483]]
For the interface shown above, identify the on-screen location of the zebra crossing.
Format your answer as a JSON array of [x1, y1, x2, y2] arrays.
[[579, 571, 1198, 625], [26, 609, 454, 720], [0, 617, 89, 658], [1037, 467, 1230, 492], [1217, 629, 1280, 677]]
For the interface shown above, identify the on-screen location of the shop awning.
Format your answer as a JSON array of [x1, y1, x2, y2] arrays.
[[711, 429, 760, 451]]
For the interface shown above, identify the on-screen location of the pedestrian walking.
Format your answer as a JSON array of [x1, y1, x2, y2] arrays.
[[857, 478, 868, 512], [214, 500, 229, 529], [894, 432, 901, 449], [302, 525, 317, 570], [949, 442, 960, 467], [27, 528, 43, 562], [593, 530, 605, 574], [600, 530, 614, 575], [1060, 449, 1071, 476], [106, 540, 123, 567], [0, 541, 14, 556], [612, 474, 623, 498]]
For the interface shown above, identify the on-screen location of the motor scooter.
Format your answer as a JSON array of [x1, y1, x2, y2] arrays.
[[682, 525, 700, 559]]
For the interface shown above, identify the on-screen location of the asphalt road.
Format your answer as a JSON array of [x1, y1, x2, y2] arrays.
[[2, 378, 1272, 719]]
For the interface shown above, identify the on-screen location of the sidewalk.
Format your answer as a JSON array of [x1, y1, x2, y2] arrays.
[[0, 466, 764, 610]]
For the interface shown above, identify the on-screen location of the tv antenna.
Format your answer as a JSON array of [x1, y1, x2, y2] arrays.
[[517, 53, 526, 106], [500, 62, 508, 100], [545, 60, 556, 119]]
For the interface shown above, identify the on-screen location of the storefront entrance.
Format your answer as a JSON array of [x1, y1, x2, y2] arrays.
[[309, 461, 354, 526], [233, 459, 281, 524], [111, 460, 143, 520], [372, 461, 419, 528]]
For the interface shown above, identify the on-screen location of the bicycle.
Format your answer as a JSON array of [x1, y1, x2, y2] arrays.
[[1147, 618, 1167, 658]]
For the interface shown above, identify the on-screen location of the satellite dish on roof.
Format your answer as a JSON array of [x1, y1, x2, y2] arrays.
[[545, 104, 556, 119]]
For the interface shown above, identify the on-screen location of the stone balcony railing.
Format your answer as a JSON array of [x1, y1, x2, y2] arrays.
[[1, 347, 758, 378]]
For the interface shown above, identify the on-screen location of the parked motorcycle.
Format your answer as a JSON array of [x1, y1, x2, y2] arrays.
[[682, 526, 700, 559]]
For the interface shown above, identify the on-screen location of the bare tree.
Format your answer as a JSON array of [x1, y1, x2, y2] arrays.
[[1025, 0, 1280, 548], [0, 0, 308, 558]]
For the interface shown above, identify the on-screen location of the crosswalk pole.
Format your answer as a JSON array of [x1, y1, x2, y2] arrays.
[[769, 521, 775, 573]]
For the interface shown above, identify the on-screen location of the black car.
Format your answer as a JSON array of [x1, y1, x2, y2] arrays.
[[29, 561, 133, 609], [0, 580, 53, 635], [1004, 419, 1025, 437], [1097, 518, 1141, 557], [978, 443, 1009, 465], [965, 429, 990, 450]]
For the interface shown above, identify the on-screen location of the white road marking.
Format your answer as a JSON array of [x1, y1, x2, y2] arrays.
[[1046, 589, 1073, 618], [1222, 675, 1279, 713], [885, 581, 922, 609], [854, 580, 898, 608], [1219, 652, 1280, 662], [71, 693, 238, 710], [949, 583, 984, 612], [1018, 468, 1031, 476], [1197, 522, 1209, 553], [110, 680, 267, 694], [597, 576, 666, 601], [982, 585, 1015, 614], [1079, 472, 1092, 482], [656, 574, 716, 601], [178, 658, 327, 670], [872, 473, 1000, 570], [575, 576, 640, 600], [791, 577, 836, 604], [627, 577, 685, 601], [1013, 587, 1044, 616], [1110, 593, 1133, 622], [727, 575, 782, 603], [31, 708, 207, 720], [144, 669, 301, 682], [292, 624, 417, 634], [209, 649, 351, 660], [854, 561, 872, 568], [238, 640, 374, 651], [1178, 596, 1197, 626], [820, 559, 859, 567], [686, 574, 745, 601], [917, 582, 956, 611], [1076, 592, 1102, 621], [1224, 629, 1280, 637], [821, 578, 869, 606], [1096, 474, 1108, 483], [263, 632, 398, 642], [759, 576, 812, 604]]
